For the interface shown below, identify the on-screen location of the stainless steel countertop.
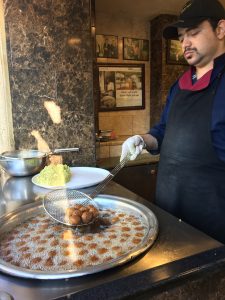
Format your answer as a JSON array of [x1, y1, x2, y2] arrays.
[[0, 169, 222, 300]]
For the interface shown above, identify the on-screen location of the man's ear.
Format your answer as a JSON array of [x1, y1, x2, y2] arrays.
[[216, 19, 225, 39]]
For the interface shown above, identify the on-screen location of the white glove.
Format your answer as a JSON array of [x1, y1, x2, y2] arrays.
[[120, 135, 146, 161]]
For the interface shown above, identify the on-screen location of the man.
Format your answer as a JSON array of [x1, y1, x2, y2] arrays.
[[120, 0, 225, 243]]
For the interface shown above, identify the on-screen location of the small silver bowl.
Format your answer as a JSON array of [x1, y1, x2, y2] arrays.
[[0, 150, 47, 177]]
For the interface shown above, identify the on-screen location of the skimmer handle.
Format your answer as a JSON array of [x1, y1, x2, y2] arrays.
[[89, 154, 131, 199], [53, 147, 80, 153]]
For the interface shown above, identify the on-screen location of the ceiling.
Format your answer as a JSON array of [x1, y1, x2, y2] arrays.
[[95, 0, 225, 21]]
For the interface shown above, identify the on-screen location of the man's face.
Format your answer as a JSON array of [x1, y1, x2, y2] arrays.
[[177, 20, 219, 67]]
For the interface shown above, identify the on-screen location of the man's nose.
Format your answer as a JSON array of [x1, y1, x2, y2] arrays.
[[182, 36, 192, 49]]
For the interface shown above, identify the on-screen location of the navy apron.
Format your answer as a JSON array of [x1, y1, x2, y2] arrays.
[[155, 69, 225, 243]]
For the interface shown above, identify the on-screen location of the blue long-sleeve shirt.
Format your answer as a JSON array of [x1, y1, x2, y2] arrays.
[[149, 53, 225, 162]]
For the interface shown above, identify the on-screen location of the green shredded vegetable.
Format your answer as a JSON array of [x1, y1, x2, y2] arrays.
[[36, 164, 71, 186]]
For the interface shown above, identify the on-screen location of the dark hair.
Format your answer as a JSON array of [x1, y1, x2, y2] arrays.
[[207, 18, 221, 30]]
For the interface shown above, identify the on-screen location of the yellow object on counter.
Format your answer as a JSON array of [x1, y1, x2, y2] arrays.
[[36, 164, 72, 186]]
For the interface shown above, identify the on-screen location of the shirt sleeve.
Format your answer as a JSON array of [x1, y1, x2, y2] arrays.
[[148, 81, 179, 155], [211, 74, 225, 163]]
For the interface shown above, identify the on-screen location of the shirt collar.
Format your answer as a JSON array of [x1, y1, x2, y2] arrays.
[[179, 52, 225, 91], [179, 67, 212, 91]]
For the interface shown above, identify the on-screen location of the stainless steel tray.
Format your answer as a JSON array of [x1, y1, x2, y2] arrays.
[[0, 194, 158, 280]]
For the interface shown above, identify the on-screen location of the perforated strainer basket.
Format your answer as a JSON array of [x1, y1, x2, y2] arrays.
[[43, 155, 130, 226], [43, 189, 99, 226]]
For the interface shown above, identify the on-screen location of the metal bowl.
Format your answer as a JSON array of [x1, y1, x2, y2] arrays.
[[0, 148, 80, 177], [0, 150, 47, 177]]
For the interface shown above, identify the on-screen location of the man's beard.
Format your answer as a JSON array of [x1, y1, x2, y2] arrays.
[[184, 47, 204, 66]]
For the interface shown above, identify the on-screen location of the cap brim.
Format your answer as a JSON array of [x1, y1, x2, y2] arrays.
[[163, 18, 206, 39]]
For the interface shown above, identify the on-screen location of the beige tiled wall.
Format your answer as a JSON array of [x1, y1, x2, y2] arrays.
[[99, 141, 149, 159], [96, 13, 151, 158], [99, 112, 150, 137], [99, 144, 110, 159], [99, 114, 133, 136]]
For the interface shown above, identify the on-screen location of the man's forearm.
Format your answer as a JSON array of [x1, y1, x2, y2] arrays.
[[141, 134, 158, 151]]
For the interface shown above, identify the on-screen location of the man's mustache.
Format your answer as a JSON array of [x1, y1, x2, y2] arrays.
[[184, 47, 197, 54]]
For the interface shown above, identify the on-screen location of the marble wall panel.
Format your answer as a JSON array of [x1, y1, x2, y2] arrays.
[[5, 1, 55, 70], [13, 112, 95, 151], [3, 0, 96, 166], [65, 146, 96, 166], [51, 30, 92, 73], [4, 0, 91, 71], [9, 68, 56, 109], [57, 71, 93, 115], [51, 0, 90, 31]]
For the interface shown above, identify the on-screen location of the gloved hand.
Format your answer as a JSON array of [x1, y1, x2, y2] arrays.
[[120, 135, 146, 162]]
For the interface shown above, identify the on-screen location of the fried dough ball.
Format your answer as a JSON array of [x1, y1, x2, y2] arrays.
[[72, 210, 82, 217], [81, 211, 93, 224], [69, 215, 81, 225], [65, 207, 75, 217], [66, 204, 99, 225], [89, 206, 99, 218]]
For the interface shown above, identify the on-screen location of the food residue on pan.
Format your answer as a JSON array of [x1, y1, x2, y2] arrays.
[[0, 209, 148, 272]]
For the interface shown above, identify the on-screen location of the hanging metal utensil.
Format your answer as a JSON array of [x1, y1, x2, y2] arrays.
[[43, 155, 131, 227]]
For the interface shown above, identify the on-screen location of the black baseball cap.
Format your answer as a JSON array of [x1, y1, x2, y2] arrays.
[[163, 0, 225, 39]]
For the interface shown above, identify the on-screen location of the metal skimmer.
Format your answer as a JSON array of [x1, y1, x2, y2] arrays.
[[43, 155, 131, 226]]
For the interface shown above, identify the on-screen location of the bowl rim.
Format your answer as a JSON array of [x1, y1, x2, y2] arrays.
[[1, 150, 48, 159]]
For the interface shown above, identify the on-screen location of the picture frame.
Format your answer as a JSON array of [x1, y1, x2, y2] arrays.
[[123, 37, 149, 61], [96, 34, 118, 59], [98, 64, 145, 111], [166, 39, 188, 65]]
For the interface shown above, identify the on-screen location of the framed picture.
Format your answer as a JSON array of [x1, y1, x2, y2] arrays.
[[96, 34, 118, 59], [123, 37, 149, 61], [98, 64, 145, 111], [166, 39, 188, 65]]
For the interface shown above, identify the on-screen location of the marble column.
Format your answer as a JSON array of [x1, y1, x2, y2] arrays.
[[3, 0, 96, 166]]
